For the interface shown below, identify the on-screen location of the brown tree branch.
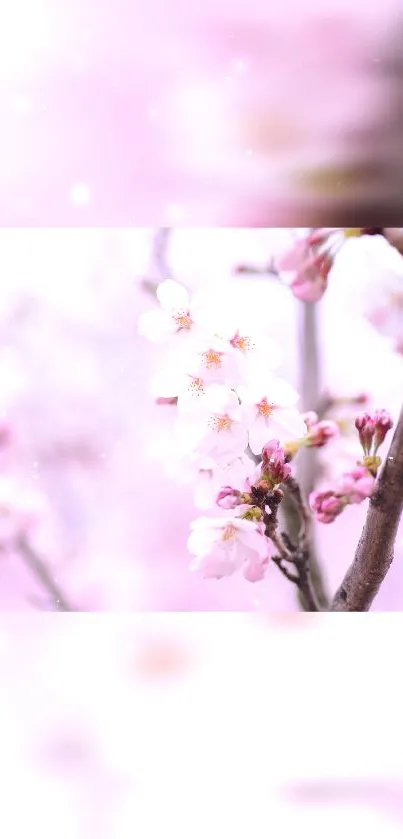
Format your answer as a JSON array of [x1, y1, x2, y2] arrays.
[[265, 482, 321, 611], [331, 401, 403, 611]]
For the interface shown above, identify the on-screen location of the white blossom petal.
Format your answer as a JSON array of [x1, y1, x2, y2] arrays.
[[156, 279, 189, 311]]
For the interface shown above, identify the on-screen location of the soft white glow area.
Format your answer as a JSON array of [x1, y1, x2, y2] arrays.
[[0, 1, 52, 78], [171, 81, 233, 166], [70, 184, 91, 206]]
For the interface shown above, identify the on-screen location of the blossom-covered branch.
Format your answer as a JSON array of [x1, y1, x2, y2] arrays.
[[138, 228, 403, 612]]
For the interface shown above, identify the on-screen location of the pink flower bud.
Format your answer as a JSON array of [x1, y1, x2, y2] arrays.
[[336, 466, 376, 502], [306, 419, 339, 448], [261, 439, 281, 461], [373, 410, 393, 452], [355, 412, 376, 454], [309, 490, 345, 524], [216, 486, 243, 510], [261, 440, 292, 485]]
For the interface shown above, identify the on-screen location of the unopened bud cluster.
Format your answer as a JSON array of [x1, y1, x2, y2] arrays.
[[215, 439, 291, 519], [355, 410, 393, 461], [309, 409, 394, 524]]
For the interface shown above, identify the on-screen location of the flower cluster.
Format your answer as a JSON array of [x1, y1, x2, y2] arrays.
[[309, 410, 394, 524], [138, 279, 309, 581], [138, 276, 395, 585], [187, 439, 292, 582], [355, 409, 393, 453]]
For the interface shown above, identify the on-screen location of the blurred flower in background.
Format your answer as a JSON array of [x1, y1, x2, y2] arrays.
[[1, 1, 403, 223], [1, 614, 403, 838]]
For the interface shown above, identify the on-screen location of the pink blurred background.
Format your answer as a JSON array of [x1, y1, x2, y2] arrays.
[[1, 613, 403, 838], [0, 227, 402, 611], [1, 1, 403, 223]]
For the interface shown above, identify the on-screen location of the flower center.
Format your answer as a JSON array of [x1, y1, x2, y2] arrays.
[[201, 349, 223, 369], [188, 376, 205, 396], [256, 397, 275, 418], [222, 524, 236, 541], [172, 309, 193, 331], [209, 413, 233, 433], [230, 331, 254, 353]]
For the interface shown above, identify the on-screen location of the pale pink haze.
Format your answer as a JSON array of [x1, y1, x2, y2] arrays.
[[1, 1, 402, 223]]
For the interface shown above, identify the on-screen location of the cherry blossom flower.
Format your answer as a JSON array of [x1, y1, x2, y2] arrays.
[[137, 279, 209, 345], [237, 374, 307, 455], [175, 385, 249, 463], [150, 334, 241, 401], [195, 456, 257, 511], [164, 447, 256, 511], [187, 515, 270, 581]]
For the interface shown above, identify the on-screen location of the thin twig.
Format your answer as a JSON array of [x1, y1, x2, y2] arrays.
[[331, 401, 403, 611], [15, 535, 75, 612], [271, 555, 299, 584]]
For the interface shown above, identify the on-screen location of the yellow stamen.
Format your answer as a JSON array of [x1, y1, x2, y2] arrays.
[[230, 332, 254, 353], [173, 310, 193, 330], [210, 414, 233, 433], [188, 376, 205, 396], [256, 398, 275, 418], [202, 349, 223, 369], [222, 524, 236, 541]]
